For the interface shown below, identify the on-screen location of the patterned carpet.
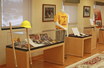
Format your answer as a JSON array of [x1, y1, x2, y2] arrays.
[[66, 53, 104, 68]]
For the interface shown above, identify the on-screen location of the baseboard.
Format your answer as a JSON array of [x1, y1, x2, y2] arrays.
[[32, 54, 43, 60], [0, 54, 43, 67], [0, 64, 6, 68]]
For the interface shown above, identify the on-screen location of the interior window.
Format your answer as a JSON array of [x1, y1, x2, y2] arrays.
[[1, 0, 32, 30], [63, 3, 78, 24]]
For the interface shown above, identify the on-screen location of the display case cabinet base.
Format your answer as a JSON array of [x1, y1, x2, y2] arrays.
[[65, 36, 92, 57], [83, 27, 97, 49], [44, 45, 64, 65], [6, 43, 64, 68]]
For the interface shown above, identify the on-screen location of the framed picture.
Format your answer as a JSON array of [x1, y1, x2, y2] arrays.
[[42, 4, 56, 22], [83, 6, 90, 17]]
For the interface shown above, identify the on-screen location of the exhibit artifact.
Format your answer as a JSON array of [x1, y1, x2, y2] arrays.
[[9, 22, 18, 68], [21, 20, 33, 68]]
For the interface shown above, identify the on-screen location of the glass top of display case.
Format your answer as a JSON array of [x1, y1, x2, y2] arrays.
[[6, 29, 65, 51]]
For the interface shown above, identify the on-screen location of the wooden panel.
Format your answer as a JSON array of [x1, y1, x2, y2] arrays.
[[99, 29, 104, 43], [84, 38, 92, 53], [65, 36, 92, 57], [92, 28, 97, 49], [6, 48, 29, 68], [6, 48, 15, 68], [65, 37, 84, 57], [44, 45, 64, 65], [31, 43, 64, 53], [83, 28, 97, 49]]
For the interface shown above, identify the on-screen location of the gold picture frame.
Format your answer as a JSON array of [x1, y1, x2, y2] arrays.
[[42, 4, 56, 22]]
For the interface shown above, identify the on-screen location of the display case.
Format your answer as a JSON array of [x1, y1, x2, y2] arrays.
[[6, 29, 65, 51], [83, 26, 97, 49], [6, 29, 65, 68]]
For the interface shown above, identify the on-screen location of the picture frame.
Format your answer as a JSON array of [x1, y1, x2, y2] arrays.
[[83, 6, 90, 17], [42, 4, 56, 22]]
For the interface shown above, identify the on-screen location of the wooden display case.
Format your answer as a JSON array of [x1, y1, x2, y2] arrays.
[[6, 30, 65, 68], [65, 36, 92, 57], [6, 42, 64, 68], [83, 26, 97, 49]]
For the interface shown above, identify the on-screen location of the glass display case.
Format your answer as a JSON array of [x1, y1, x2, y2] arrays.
[[6, 29, 65, 68], [6, 29, 65, 51]]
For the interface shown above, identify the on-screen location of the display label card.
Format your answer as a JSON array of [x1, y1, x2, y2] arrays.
[[25, 38, 44, 47], [72, 27, 80, 36], [90, 19, 94, 25]]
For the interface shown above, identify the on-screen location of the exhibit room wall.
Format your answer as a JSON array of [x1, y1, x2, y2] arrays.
[[65, 0, 94, 34], [77, 0, 104, 38], [77, 0, 94, 33], [68, 0, 96, 33], [0, 0, 63, 65]]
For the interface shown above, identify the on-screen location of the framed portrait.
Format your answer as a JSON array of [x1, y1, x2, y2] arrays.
[[42, 4, 56, 22], [83, 6, 90, 17]]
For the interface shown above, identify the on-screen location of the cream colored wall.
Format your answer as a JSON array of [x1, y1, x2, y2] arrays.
[[77, 0, 94, 33], [68, 0, 94, 34], [77, 0, 104, 38], [0, 0, 63, 65]]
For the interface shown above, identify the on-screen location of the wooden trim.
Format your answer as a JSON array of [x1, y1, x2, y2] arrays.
[[31, 43, 64, 53], [65, 36, 92, 57]]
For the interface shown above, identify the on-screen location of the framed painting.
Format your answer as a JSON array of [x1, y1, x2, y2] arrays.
[[42, 4, 56, 22], [83, 6, 91, 17]]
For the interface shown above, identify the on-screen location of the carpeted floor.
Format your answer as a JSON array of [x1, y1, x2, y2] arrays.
[[66, 53, 104, 68]]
